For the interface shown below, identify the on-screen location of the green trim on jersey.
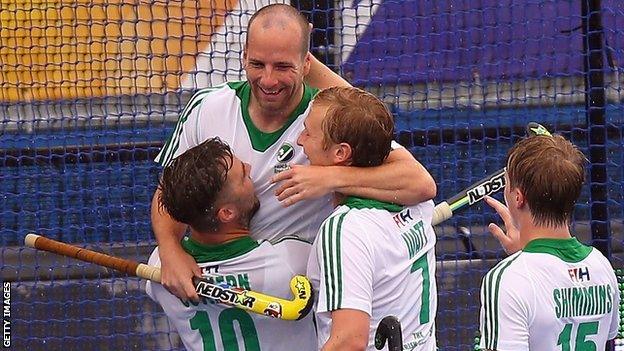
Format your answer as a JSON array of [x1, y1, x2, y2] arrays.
[[342, 196, 402, 212], [229, 81, 319, 152], [181, 236, 259, 263], [156, 86, 223, 166], [270, 235, 312, 245], [321, 211, 348, 310], [523, 237, 592, 263], [482, 251, 522, 350]]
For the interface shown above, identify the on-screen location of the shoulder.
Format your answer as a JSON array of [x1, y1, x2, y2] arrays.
[[263, 236, 312, 275], [176, 83, 237, 120], [589, 247, 616, 268], [405, 200, 435, 221], [318, 207, 363, 239], [316, 207, 374, 257], [482, 252, 528, 293], [587, 248, 618, 280], [271, 236, 312, 253], [191, 81, 242, 104]]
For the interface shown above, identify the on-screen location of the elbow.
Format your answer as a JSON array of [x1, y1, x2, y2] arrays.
[[414, 163, 437, 201], [421, 175, 437, 200], [404, 168, 437, 204]]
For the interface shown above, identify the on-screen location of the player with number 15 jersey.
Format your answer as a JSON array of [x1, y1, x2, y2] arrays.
[[479, 135, 620, 351], [479, 239, 619, 350]]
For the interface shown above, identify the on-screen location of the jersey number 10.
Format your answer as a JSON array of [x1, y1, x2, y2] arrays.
[[190, 308, 260, 351]]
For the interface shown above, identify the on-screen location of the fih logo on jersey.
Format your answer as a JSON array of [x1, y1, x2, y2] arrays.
[[274, 142, 294, 174], [568, 266, 590, 282], [393, 209, 413, 228]]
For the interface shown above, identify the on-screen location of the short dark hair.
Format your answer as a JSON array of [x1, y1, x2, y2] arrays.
[[314, 86, 394, 167], [507, 134, 587, 227], [158, 137, 233, 232], [246, 4, 311, 57]]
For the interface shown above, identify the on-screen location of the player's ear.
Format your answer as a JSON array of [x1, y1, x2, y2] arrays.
[[513, 188, 526, 209], [302, 52, 311, 76], [333, 142, 352, 165], [216, 204, 237, 224]]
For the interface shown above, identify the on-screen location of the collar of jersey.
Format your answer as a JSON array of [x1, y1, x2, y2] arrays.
[[342, 196, 403, 212], [522, 237, 592, 263], [230, 81, 318, 152], [181, 236, 259, 263]]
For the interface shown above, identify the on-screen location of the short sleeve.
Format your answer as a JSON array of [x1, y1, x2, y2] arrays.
[[154, 91, 204, 166], [479, 263, 531, 351], [314, 213, 373, 316]]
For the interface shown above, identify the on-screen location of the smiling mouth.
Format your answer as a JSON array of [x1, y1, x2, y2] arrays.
[[260, 87, 284, 96]]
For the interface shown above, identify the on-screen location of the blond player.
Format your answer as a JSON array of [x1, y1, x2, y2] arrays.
[[146, 137, 316, 351], [479, 135, 620, 350], [152, 4, 436, 303], [300, 87, 438, 350]]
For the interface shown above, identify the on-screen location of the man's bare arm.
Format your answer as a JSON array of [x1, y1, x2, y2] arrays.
[[151, 187, 202, 301], [305, 54, 351, 89], [321, 309, 370, 351], [273, 147, 436, 206]]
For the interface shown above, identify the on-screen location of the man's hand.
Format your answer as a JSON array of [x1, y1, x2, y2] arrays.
[[484, 196, 523, 255], [272, 165, 335, 206], [159, 246, 203, 303]]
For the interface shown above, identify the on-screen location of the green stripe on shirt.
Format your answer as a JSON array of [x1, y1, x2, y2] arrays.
[[321, 212, 348, 310], [157, 86, 219, 166], [483, 252, 521, 349]]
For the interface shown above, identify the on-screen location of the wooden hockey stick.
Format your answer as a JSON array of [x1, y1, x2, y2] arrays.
[[24, 233, 313, 321]]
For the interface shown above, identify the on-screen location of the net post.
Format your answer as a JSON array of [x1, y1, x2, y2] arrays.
[[582, 0, 611, 260]]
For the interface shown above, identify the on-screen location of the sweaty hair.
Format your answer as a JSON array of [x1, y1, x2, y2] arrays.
[[158, 137, 233, 232], [246, 4, 311, 57], [314, 86, 394, 167], [506, 134, 587, 227]]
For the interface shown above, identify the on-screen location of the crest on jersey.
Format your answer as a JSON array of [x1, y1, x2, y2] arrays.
[[277, 143, 295, 163], [274, 143, 295, 174]]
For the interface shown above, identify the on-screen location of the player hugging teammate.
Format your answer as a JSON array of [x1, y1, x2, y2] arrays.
[[147, 3, 436, 351], [146, 4, 619, 351]]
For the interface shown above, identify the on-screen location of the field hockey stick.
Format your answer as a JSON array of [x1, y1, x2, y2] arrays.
[[432, 122, 552, 226], [374, 316, 403, 351], [24, 233, 313, 321]]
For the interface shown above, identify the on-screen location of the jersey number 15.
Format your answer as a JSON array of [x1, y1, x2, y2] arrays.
[[557, 321, 599, 351]]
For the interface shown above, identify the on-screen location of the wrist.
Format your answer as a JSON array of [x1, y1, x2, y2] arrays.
[[157, 237, 184, 255], [329, 166, 350, 192]]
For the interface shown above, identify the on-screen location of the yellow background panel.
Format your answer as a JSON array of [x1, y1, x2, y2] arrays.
[[0, 0, 236, 101]]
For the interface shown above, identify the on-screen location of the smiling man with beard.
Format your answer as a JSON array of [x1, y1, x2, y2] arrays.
[[146, 137, 317, 351]]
